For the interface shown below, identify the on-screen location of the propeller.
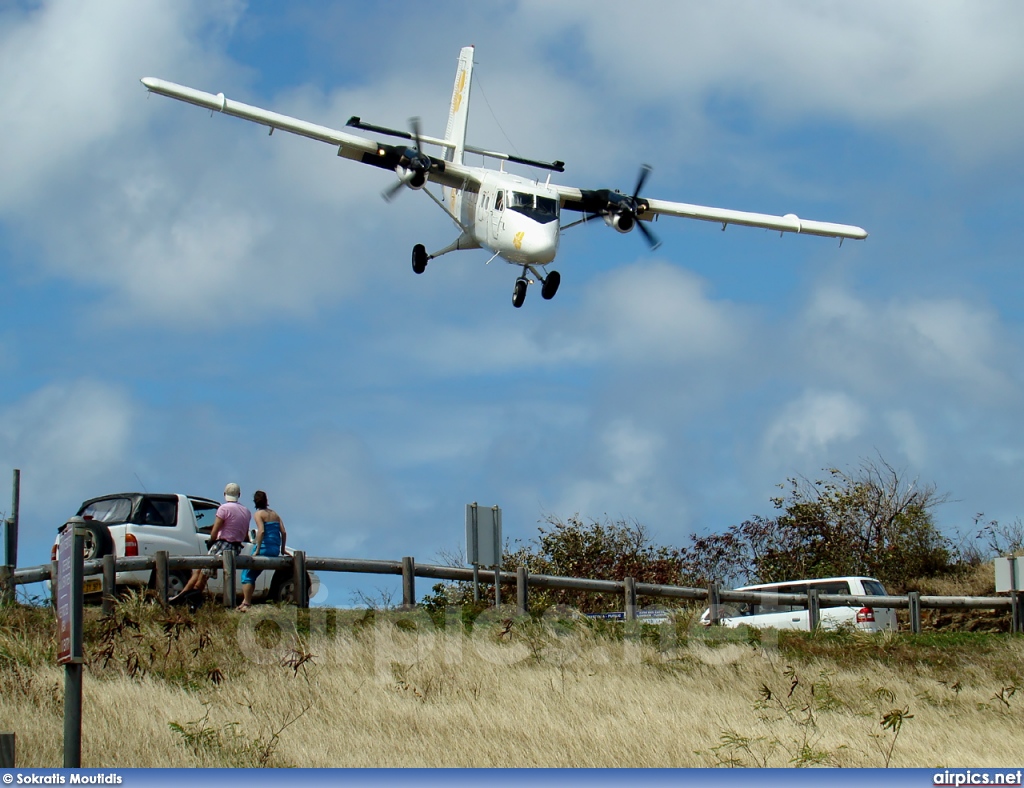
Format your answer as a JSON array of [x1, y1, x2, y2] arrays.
[[601, 164, 661, 250], [382, 117, 433, 202]]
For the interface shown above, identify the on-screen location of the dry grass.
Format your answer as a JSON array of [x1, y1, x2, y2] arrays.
[[2, 598, 1023, 767]]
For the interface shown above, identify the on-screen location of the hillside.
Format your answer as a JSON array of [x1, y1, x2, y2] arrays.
[[1, 597, 1022, 767]]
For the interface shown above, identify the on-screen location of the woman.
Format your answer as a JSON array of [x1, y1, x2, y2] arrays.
[[237, 489, 286, 611]]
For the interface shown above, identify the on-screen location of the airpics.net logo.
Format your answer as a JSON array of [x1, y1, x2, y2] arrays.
[[934, 770, 1023, 786]]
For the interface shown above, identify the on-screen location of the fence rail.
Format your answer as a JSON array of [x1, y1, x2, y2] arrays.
[[3, 553, 1023, 634]]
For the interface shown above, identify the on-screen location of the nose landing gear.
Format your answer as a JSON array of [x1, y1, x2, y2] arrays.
[[512, 267, 561, 308], [512, 277, 528, 308]]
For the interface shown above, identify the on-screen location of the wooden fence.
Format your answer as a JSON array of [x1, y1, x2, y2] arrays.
[[3, 552, 1023, 634]]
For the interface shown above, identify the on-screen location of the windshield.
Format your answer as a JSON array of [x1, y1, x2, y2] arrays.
[[507, 191, 558, 224]]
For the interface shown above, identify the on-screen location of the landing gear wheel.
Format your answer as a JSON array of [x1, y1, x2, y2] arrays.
[[541, 270, 561, 300], [411, 244, 428, 274], [512, 278, 528, 308]]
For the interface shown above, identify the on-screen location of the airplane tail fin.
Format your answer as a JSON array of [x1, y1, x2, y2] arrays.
[[443, 46, 474, 166]]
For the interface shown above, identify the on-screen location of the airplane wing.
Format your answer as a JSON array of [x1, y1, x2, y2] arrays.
[[140, 78, 482, 191], [554, 182, 868, 240]]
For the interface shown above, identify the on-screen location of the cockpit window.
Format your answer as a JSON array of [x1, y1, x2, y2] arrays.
[[507, 191, 558, 224]]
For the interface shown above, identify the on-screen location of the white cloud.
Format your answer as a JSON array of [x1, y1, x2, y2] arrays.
[[0, 381, 137, 509], [0, 0, 243, 209], [801, 286, 1013, 399], [518, 0, 1024, 156], [764, 390, 867, 458]]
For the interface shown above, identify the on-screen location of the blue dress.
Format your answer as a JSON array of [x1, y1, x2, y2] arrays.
[[240, 521, 281, 586]]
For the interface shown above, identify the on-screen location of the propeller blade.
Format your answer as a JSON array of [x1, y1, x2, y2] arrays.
[[409, 116, 422, 151], [632, 164, 652, 201], [381, 179, 406, 203], [636, 219, 661, 251]]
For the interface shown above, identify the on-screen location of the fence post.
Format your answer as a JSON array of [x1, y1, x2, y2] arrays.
[[517, 566, 529, 617], [401, 556, 415, 609], [708, 582, 721, 625], [0, 732, 13, 767], [0, 565, 12, 605], [908, 591, 922, 634], [624, 577, 637, 622], [50, 560, 59, 606], [6, 468, 19, 570], [807, 588, 820, 631], [292, 550, 308, 608], [154, 550, 169, 606], [222, 550, 236, 608], [101, 554, 116, 615]]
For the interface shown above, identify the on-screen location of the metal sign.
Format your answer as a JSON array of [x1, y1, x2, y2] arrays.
[[56, 519, 84, 665], [466, 503, 502, 567], [995, 556, 1024, 593]]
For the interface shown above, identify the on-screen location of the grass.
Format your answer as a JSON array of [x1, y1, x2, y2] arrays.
[[1, 596, 1023, 767]]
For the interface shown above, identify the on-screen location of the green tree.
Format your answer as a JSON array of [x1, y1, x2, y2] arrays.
[[681, 457, 953, 590]]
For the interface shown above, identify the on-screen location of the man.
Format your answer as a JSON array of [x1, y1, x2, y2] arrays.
[[170, 482, 252, 604]]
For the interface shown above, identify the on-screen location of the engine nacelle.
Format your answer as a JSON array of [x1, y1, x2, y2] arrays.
[[603, 211, 635, 234], [395, 165, 427, 190]]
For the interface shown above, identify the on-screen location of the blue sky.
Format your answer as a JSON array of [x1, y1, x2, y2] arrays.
[[3, 1, 1024, 605]]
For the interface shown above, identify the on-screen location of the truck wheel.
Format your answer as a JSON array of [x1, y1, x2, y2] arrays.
[[81, 522, 114, 560], [270, 572, 310, 604], [151, 570, 190, 598]]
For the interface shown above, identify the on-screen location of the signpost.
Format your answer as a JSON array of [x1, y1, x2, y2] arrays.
[[466, 503, 501, 604], [56, 517, 85, 767]]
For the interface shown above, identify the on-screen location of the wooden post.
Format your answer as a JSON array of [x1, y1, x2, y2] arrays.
[[517, 566, 529, 617], [154, 550, 169, 606], [6, 468, 19, 569], [909, 591, 922, 634], [708, 582, 721, 625], [807, 588, 820, 631], [0, 565, 12, 605], [401, 556, 415, 609], [292, 550, 308, 608], [0, 732, 14, 767], [50, 560, 59, 607], [101, 553, 116, 615], [624, 577, 637, 622], [222, 549, 236, 608]]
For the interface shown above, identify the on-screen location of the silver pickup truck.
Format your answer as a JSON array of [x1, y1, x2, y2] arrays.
[[50, 492, 318, 603]]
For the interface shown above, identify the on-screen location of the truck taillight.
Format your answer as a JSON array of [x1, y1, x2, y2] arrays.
[[856, 606, 875, 623], [124, 533, 138, 557]]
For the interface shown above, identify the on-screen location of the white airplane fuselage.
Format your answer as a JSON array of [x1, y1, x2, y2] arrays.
[[449, 170, 561, 266]]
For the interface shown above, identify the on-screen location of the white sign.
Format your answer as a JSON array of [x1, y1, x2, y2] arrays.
[[994, 556, 1024, 593]]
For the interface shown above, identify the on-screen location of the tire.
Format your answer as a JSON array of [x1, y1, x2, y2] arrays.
[[270, 571, 310, 604], [541, 270, 561, 300], [512, 278, 528, 308], [412, 244, 428, 274], [80, 522, 114, 560]]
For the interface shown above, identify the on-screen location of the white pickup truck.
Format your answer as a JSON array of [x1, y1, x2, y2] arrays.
[[50, 492, 318, 603]]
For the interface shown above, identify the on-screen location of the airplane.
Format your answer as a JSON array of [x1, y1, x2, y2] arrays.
[[141, 45, 867, 309]]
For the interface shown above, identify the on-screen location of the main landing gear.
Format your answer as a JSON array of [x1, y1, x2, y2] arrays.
[[411, 242, 561, 308], [511, 267, 561, 309]]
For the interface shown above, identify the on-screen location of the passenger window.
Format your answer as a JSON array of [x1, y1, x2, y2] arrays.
[[137, 497, 177, 526], [495, 191, 503, 211], [862, 580, 887, 596], [192, 501, 220, 534], [811, 581, 851, 608]]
